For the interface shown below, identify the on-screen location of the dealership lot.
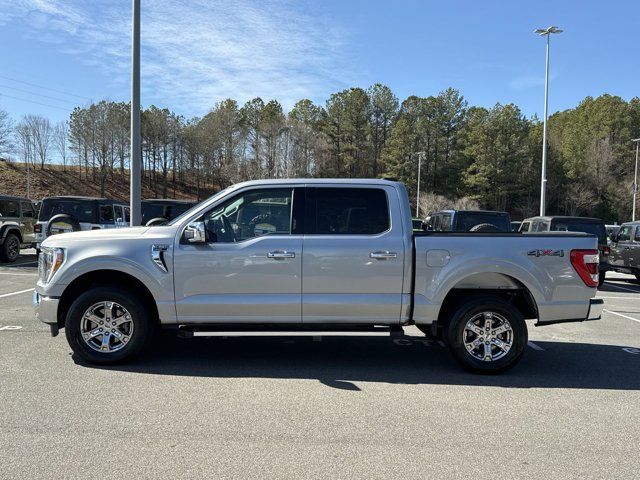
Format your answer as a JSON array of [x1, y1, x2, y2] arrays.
[[1, 251, 639, 479]]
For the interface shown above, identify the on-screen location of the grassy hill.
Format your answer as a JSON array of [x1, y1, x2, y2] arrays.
[[0, 161, 214, 201]]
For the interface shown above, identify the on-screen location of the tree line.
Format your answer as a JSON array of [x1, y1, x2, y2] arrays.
[[1, 85, 639, 221]]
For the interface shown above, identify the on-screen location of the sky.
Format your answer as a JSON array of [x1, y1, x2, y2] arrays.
[[0, 0, 638, 124]]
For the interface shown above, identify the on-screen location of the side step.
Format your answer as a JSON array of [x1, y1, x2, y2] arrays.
[[177, 324, 404, 338]]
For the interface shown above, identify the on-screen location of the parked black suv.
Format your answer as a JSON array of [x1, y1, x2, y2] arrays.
[[520, 216, 610, 285], [608, 221, 640, 282], [0, 195, 37, 262], [427, 210, 512, 232], [141, 199, 195, 226]]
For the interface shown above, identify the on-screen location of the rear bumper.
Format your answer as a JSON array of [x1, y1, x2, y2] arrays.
[[535, 298, 603, 326]]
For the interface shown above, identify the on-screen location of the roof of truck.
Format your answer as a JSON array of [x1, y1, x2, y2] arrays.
[[231, 178, 401, 187], [523, 216, 604, 223]]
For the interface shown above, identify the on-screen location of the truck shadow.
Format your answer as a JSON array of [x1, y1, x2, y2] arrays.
[[79, 335, 640, 391]]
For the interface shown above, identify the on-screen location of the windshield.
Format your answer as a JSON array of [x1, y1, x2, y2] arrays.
[[551, 220, 607, 244], [167, 188, 229, 226], [455, 212, 511, 232], [38, 199, 97, 223]]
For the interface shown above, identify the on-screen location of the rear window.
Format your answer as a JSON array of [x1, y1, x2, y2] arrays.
[[454, 212, 511, 232], [551, 220, 607, 244], [39, 199, 97, 223], [308, 188, 389, 235]]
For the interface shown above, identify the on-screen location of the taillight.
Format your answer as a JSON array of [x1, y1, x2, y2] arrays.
[[570, 249, 599, 287], [34, 224, 42, 233], [602, 246, 610, 257]]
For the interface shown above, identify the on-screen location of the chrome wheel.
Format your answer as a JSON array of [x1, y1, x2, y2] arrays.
[[463, 311, 513, 362], [80, 301, 134, 353]]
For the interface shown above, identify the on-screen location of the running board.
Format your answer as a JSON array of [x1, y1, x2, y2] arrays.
[[177, 324, 404, 338]]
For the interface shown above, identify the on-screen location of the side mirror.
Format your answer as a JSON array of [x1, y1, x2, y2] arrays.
[[184, 221, 207, 244]]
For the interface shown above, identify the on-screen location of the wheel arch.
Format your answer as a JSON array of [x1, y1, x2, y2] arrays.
[[0, 225, 23, 243], [56, 269, 159, 329], [436, 273, 538, 330]]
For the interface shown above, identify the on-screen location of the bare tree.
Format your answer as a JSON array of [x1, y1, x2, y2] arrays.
[[53, 121, 69, 171], [23, 114, 52, 169], [0, 108, 13, 157]]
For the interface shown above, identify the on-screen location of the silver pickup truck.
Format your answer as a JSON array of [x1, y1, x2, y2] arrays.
[[34, 179, 603, 373]]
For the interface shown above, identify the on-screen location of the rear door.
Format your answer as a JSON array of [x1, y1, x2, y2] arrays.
[[629, 226, 640, 269], [610, 225, 633, 268], [19, 201, 36, 243], [302, 185, 405, 324]]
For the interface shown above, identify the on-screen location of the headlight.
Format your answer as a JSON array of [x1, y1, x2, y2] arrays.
[[38, 247, 65, 284]]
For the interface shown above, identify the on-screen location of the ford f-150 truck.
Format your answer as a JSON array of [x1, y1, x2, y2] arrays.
[[34, 179, 604, 373]]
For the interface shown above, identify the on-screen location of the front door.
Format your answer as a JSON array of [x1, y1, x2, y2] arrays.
[[173, 187, 302, 323], [301, 185, 406, 324], [610, 225, 633, 269]]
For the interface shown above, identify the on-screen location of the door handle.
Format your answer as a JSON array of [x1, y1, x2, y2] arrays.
[[369, 250, 398, 260], [267, 250, 295, 259]]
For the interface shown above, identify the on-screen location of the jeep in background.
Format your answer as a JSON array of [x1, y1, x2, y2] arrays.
[[609, 221, 640, 282], [141, 199, 196, 226], [0, 195, 37, 262], [520, 216, 610, 285], [35, 196, 129, 252], [427, 210, 512, 232]]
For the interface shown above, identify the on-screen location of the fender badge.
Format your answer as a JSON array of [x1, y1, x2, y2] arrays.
[[527, 249, 564, 257]]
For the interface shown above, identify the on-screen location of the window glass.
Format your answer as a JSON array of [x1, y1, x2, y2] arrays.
[[552, 221, 607, 244], [0, 200, 20, 217], [124, 207, 130, 223], [441, 213, 452, 232], [455, 212, 510, 232], [100, 205, 115, 223], [519, 222, 531, 232], [39, 199, 97, 223], [204, 188, 292, 242], [618, 226, 633, 241], [20, 201, 34, 218], [634, 227, 640, 242], [310, 188, 389, 235]]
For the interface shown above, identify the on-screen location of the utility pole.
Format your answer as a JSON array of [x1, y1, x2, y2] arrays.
[[415, 151, 424, 218], [633, 138, 640, 221], [130, 0, 142, 226], [534, 26, 562, 216]]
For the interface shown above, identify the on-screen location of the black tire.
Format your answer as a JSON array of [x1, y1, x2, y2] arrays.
[[46, 213, 81, 237], [65, 286, 154, 364], [0, 233, 20, 262], [598, 271, 606, 287], [145, 217, 168, 226], [447, 296, 528, 374], [635, 274, 640, 283], [469, 223, 500, 233]]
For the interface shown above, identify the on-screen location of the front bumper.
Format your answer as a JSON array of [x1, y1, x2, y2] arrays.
[[33, 290, 60, 336]]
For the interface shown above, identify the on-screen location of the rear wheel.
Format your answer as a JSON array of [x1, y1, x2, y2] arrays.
[[0, 233, 20, 262], [65, 286, 153, 364], [447, 296, 527, 374]]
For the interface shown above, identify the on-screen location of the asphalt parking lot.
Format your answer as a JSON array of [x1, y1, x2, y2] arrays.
[[1, 251, 639, 479]]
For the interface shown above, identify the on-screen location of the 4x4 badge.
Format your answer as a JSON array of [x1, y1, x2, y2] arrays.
[[527, 249, 564, 257]]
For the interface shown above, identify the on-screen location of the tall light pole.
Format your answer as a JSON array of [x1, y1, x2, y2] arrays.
[[534, 26, 562, 216], [632, 138, 640, 221], [415, 151, 425, 217], [130, 0, 142, 226]]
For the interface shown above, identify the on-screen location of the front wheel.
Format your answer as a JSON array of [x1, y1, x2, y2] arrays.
[[447, 296, 528, 374], [0, 233, 20, 262], [65, 286, 154, 364]]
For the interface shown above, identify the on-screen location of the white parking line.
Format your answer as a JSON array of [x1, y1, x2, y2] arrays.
[[603, 309, 640, 324], [528, 341, 544, 351], [603, 283, 640, 293], [0, 288, 35, 299], [596, 296, 639, 300], [0, 272, 37, 276]]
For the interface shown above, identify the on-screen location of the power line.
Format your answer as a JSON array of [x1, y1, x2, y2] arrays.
[[0, 84, 79, 106], [0, 93, 70, 111], [0, 74, 89, 101]]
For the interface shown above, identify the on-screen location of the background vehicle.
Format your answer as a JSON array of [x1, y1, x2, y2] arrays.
[[609, 221, 640, 282], [606, 224, 621, 241], [142, 199, 195, 226], [0, 195, 37, 262], [35, 179, 602, 373], [35, 196, 129, 251], [427, 209, 512, 232], [520, 216, 610, 285], [412, 217, 424, 232], [511, 221, 522, 232]]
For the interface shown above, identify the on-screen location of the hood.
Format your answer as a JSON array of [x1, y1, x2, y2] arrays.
[[41, 226, 156, 247]]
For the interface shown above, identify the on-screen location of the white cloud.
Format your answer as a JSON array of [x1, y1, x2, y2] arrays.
[[0, 0, 351, 116]]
